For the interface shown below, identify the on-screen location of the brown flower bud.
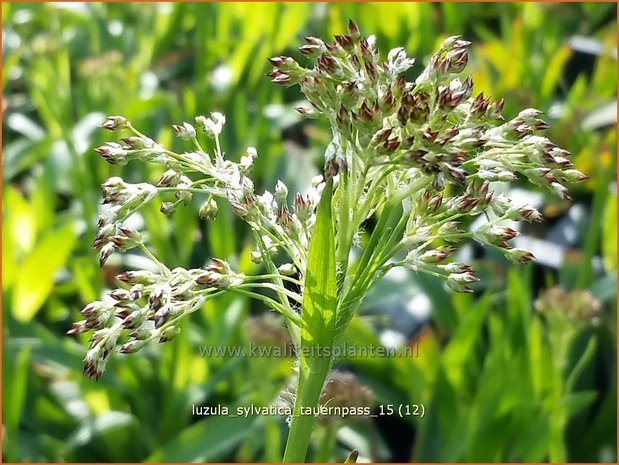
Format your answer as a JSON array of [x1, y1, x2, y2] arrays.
[[100, 115, 128, 131]]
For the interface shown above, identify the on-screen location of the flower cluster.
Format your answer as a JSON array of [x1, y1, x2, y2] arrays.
[[67, 261, 248, 379], [268, 20, 585, 295], [535, 286, 602, 326], [73, 112, 323, 378], [70, 22, 585, 379]]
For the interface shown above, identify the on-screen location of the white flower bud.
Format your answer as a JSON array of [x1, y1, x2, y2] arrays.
[[275, 180, 288, 203], [240, 147, 257, 173], [278, 263, 296, 276], [172, 122, 196, 140], [199, 198, 218, 220], [550, 182, 571, 200], [195, 112, 226, 138]]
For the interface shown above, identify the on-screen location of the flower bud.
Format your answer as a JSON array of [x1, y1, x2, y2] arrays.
[[172, 122, 196, 140], [129, 284, 144, 300], [240, 147, 257, 172], [437, 221, 461, 236], [66, 320, 88, 335], [440, 262, 473, 274], [95, 142, 128, 165], [446, 269, 478, 293], [113, 226, 143, 250], [550, 182, 571, 200], [100, 115, 128, 131], [160, 201, 176, 216], [448, 271, 480, 284], [121, 136, 154, 150], [348, 20, 361, 41], [81, 301, 108, 317], [250, 250, 263, 264], [83, 346, 108, 380], [153, 306, 171, 329], [274, 180, 288, 204], [99, 243, 116, 267], [446, 280, 474, 293], [199, 198, 218, 220], [196, 270, 223, 287], [294, 193, 313, 223], [158, 169, 180, 187], [497, 170, 518, 182], [119, 339, 147, 354], [195, 112, 226, 138], [208, 258, 232, 275], [122, 310, 146, 330], [559, 169, 588, 184], [109, 288, 132, 302], [159, 325, 180, 343], [278, 263, 297, 276], [148, 285, 170, 311], [296, 106, 320, 119], [175, 189, 193, 205], [419, 247, 453, 264], [115, 270, 159, 285], [129, 328, 153, 340], [505, 248, 535, 264]]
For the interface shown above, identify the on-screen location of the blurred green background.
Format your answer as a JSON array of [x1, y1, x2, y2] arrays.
[[2, 2, 617, 462]]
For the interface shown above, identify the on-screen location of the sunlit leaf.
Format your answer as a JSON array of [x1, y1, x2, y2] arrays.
[[602, 192, 617, 272], [12, 223, 76, 322]]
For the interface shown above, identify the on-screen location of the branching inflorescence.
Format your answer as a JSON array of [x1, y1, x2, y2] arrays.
[[69, 21, 584, 385]]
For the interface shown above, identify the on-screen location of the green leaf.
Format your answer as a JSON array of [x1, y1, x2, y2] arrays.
[[4, 187, 37, 260], [414, 366, 467, 461], [562, 391, 598, 416], [146, 413, 258, 462], [12, 223, 76, 322], [63, 410, 145, 461], [2, 346, 31, 462], [541, 45, 571, 101], [442, 294, 491, 387], [588, 273, 617, 302], [300, 177, 337, 359], [602, 192, 617, 272], [283, 178, 337, 462]]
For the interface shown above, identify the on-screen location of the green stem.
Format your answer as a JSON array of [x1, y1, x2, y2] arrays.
[[253, 232, 302, 347], [283, 356, 333, 462], [336, 170, 352, 276], [227, 287, 301, 326], [240, 282, 303, 305], [138, 243, 171, 278], [314, 424, 338, 463]]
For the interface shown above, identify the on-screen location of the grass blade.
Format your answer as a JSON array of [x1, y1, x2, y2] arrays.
[[283, 178, 337, 462]]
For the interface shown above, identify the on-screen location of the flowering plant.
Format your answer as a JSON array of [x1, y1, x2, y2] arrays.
[[68, 21, 585, 461]]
